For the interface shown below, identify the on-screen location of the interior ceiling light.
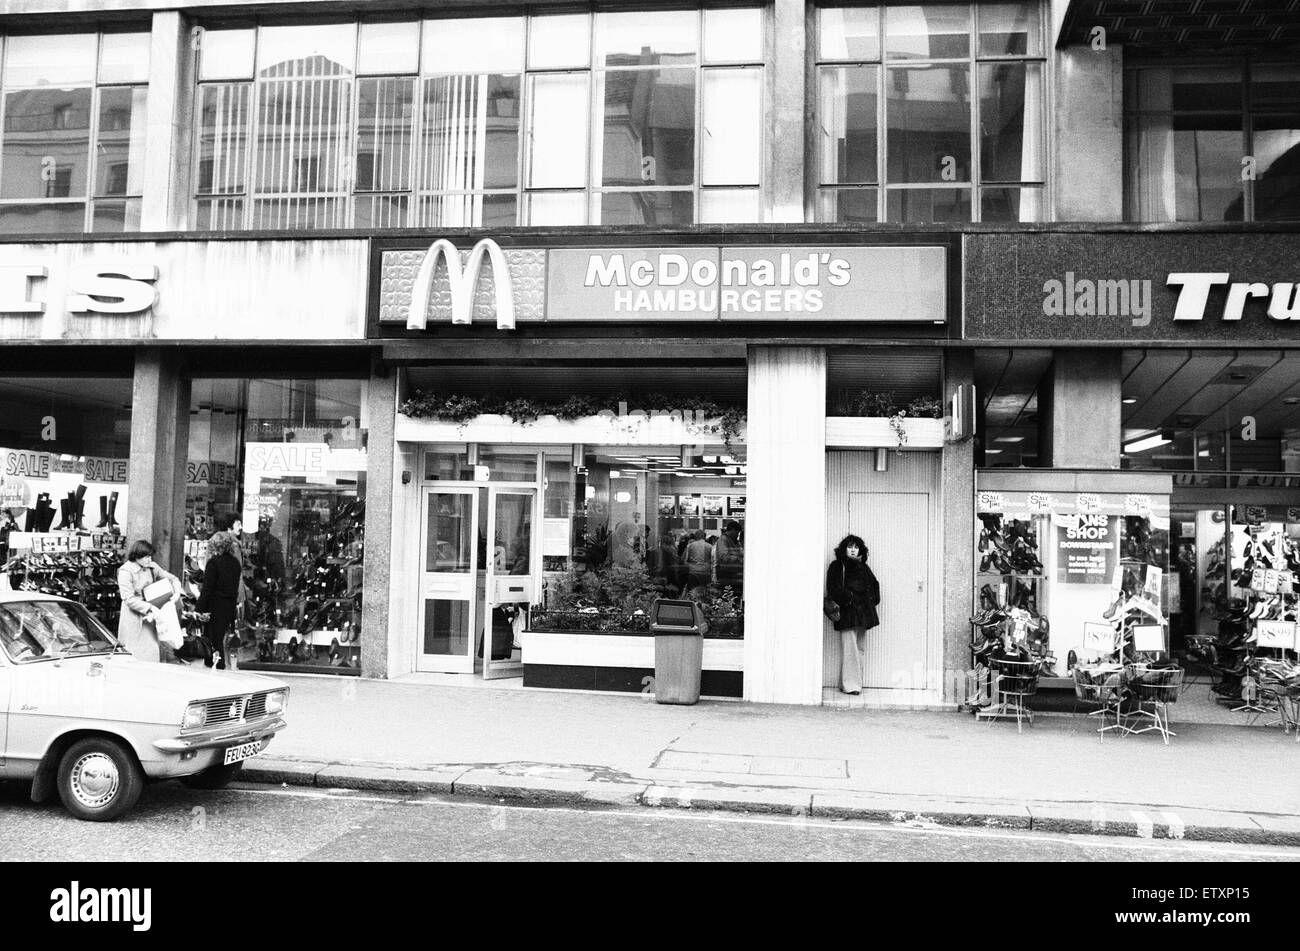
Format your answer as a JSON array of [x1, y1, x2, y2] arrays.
[[993, 436, 1025, 443], [984, 449, 1003, 455], [1122, 397, 1138, 405], [1284, 397, 1300, 405], [1124, 433, 1172, 454]]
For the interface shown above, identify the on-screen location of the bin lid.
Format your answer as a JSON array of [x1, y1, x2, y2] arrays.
[[650, 598, 708, 634]]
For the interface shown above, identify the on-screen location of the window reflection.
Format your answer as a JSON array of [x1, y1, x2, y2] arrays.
[[0, 32, 149, 232], [194, 8, 765, 229], [817, 3, 1043, 224], [1128, 63, 1300, 223]]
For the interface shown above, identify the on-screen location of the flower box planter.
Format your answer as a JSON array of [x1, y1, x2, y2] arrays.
[[520, 628, 745, 669], [396, 411, 744, 447], [824, 416, 944, 450], [528, 609, 743, 638]]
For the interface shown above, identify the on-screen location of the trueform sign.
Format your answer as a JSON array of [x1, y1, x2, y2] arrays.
[[386, 241, 948, 328]]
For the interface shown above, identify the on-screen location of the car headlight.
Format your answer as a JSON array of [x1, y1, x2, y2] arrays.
[[182, 702, 207, 729], [264, 690, 287, 715]]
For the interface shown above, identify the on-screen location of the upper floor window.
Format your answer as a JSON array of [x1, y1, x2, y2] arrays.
[[193, 9, 765, 231], [0, 32, 150, 234], [815, 2, 1046, 224], [1127, 62, 1300, 222]]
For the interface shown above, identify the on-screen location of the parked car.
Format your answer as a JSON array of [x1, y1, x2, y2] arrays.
[[0, 591, 288, 821]]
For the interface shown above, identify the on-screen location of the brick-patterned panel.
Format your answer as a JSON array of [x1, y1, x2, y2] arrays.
[[378, 248, 547, 325]]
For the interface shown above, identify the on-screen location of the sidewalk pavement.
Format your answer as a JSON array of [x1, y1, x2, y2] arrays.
[[241, 675, 1300, 847]]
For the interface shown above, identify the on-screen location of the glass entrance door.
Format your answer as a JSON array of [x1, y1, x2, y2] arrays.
[[482, 488, 535, 679], [417, 488, 478, 673]]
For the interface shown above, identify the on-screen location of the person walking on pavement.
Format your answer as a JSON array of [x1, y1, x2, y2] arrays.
[[826, 534, 881, 695], [198, 531, 242, 670], [116, 540, 182, 663]]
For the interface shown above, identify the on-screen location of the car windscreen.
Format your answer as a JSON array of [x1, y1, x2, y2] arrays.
[[0, 601, 117, 663]]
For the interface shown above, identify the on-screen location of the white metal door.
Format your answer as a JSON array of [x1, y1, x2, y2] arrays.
[[416, 488, 479, 673], [849, 491, 930, 690], [482, 488, 535, 679]]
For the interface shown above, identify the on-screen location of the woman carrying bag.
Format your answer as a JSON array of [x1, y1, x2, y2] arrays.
[[117, 540, 183, 663], [825, 534, 881, 695]]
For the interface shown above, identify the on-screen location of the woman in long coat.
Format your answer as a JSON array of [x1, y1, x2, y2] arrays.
[[826, 533, 882, 695], [198, 531, 242, 670], [117, 540, 181, 663]]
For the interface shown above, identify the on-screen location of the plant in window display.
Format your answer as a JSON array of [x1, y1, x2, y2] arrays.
[[400, 391, 747, 447]]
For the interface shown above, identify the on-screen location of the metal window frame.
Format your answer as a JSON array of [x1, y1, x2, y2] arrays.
[[812, 1, 1048, 224], [0, 31, 150, 234], [1122, 56, 1300, 223], [191, 7, 767, 231]]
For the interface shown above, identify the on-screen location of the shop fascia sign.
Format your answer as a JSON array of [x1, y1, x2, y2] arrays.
[[406, 239, 515, 330], [0, 259, 159, 315], [1041, 271, 1300, 326], [395, 240, 946, 327]]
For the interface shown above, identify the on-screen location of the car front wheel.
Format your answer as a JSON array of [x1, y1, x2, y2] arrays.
[[180, 761, 245, 790], [56, 738, 144, 822]]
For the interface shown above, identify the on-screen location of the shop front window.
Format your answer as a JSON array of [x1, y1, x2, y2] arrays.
[[0, 377, 133, 629], [187, 379, 367, 673], [973, 489, 1171, 680], [534, 445, 746, 636]]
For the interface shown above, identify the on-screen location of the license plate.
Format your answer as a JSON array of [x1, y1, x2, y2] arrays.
[[223, 741, 263, 766]]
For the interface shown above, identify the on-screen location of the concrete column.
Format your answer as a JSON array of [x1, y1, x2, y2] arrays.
[[1039, 349, 1122, 469], [360, 364, 396, 679], [744, 346, 825, 705], [767, 0, 808, 223], [141, 11, 194, 231], [1053, 42, 1123, 222], [126, 350, 190, 574], [942, 351, 975, 703]]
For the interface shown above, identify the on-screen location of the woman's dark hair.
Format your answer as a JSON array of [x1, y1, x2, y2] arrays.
[[127, 540, 155, 562], [835, 534, 868, 561]]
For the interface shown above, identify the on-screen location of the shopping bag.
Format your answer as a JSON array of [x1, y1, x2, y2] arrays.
[[154, 604, 184, 650]]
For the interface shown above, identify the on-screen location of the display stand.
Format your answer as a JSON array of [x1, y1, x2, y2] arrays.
[[1, 530, 127, 628]]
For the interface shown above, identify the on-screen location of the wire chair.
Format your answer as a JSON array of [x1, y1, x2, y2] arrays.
[[978, 657, 1041, 733], [1253, 662, 1300, 741], [1072, 665, 1125, 740], [1123, 664, 1185, 745]]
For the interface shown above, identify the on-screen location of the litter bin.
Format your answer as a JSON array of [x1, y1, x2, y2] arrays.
[[651, 599, 709, 705]]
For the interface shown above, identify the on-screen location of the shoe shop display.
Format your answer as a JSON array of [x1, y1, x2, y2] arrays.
[[182, 491, 364, 674], [1, 546, 128, 630]]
